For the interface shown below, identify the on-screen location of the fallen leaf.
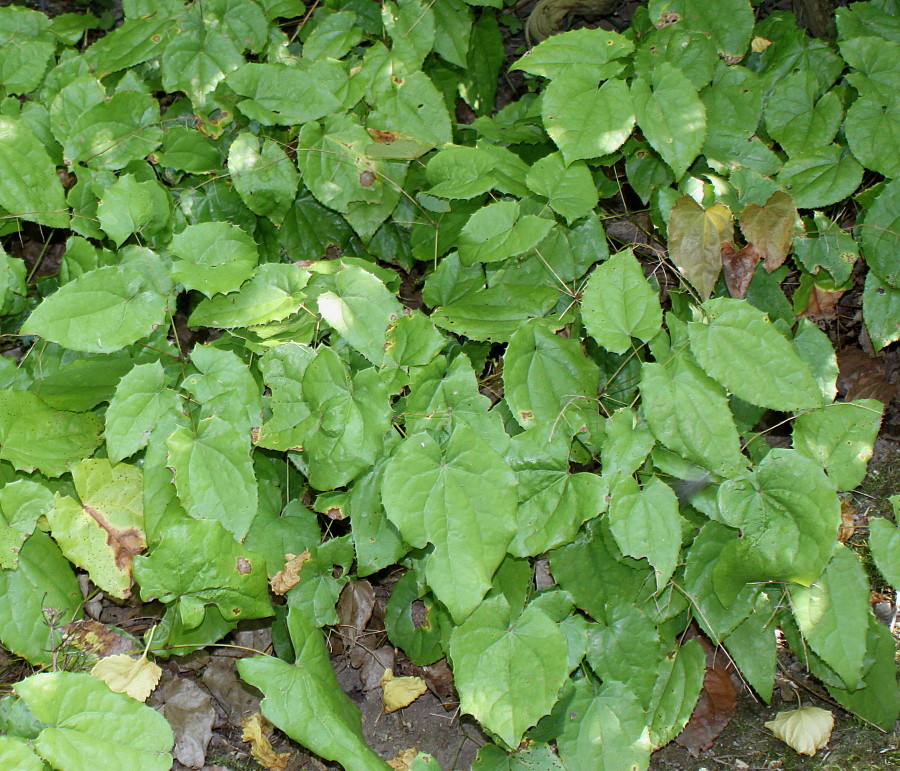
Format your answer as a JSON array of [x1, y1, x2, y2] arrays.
[[837, 347, 897, 405], [62, 619, 138, 660], [721, 242, 760, 299], [269, 550, 310, 595], [335, 579, 376, 660], [153, 675, 216, 769], [765, 706, 834, 756], [91, 652, 162, 702], [675, 666, 737, 756], [241, 713, 291, 771], [381, 668, 428, 713], [751, 36, 772, 52], [838, 500, 856, 543], [739, 191, 797, 271], [388, 747, 418, 770], [802, 285, 844, 317]]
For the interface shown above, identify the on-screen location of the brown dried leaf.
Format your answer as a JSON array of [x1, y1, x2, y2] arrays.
[[668, 196, 733, 300], [838, 347, 897, 405], [408, 658, 456, 704], [675, 666, 737, 757], [336, 579, 376, 653], [61, 619, 138, 660], [241, 713, 291, 771], [838, 500, 856, 543], [721, 242, 760, 299], [739, 191, 797, 271], [269, 550, 310, 595], [802, 285, 845, 317], [388, 748, 418, 771]]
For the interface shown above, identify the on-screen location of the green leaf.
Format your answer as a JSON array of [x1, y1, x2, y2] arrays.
[[228, 132, 299, 226], [776, 146, 864, 210], [22, 263, 170, 354], [294, 347, 391, 489], [634, 27, 717, 90], [845, 96, 900, 178], [525, 153, 598, 224], [601, 407, 655, 478], [154, 125, 221, 172], [792, 317, 839, 404], [97, 174, 171, 247], [581, 249, 662, 354], [0, 531, 82, 665], [504, 320, 600, 430], [765, 72, 843, 157], [166, 416, 258, 541], [860, 179, 899, 289], [0, 390, 101, 477], [0, 6, 55, 96], [0, 737, 42, 771], [869, 517, 900, 588], [0, 480, 54, 570], [555, 679, 652, 770], [790, 545, 869, 690], [688, 298, 823, 411], [170, 221, 259, 297], [793, 211, 858, 288], [426, 145, 498, 199], [839, 37, 899, 107], [16, 672, 173, 771], [317, 264, 403, 365], [473, 743, 565, 771], [382, 425, 518, 622], [542, 75, 634, 163], [723, 591, 778, 703], [83, 14, 178, 78], [507, 426, 608, 557], [648, 0, 754, 59], [255, 343, 315, 451], [713, 450, 839, 601], [632, 64, 706, 179], [512, 26, 634, 81], [106, 361, 181, 464], [369, 70, 452, 146], [0, 117, 68, 228], [449, 595, 568, 748], [303, 10, 364, 61], [384, 568, 446, 665], [457, 200, 554, 265], [669, 194, 738, 299], [431, 0, 472, 68], [62, 91, 163, 170], [47, 459, 144, 600], [189, 263, 310, 329], [237, 609, 390, 771], [863, 266, 900, 352], [792, 401, 884, 491], [160, 24, 244, 106], [133, 517, 271, 628], [609, 476, 683, 591], [647, 637, 706, 748], [383, 0, 435, 74], [226, 62, 345, 125]]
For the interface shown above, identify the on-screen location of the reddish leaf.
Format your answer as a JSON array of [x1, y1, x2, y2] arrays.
[[674, 666, 737, 757], [721, 242, 760, 299], [739, 191, 797, 271]]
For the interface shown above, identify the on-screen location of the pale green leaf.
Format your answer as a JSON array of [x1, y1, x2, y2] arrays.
[[0, 737, 43, 771], [0, 117, 68, 228], [183, 345, 262, 434], [161, 24, 244, 106], [83, 14, 178, 77], [0, 390, 101, 477], [450, 595, 568, 748], [16, 671, 173, 771], [382, 426, 518, 622], [542, 75, 634, 163], [0, 6, 55, 96], [525, 153, 598, 224], [170, 221, 258, 297], [512, 26, 634, 81], [0, 532, 81, 665], [632, 64, 706, 179], [0, 479, 54, 570], [426, 145, 497, 199], [609, 476, 683, 591], [473, 743, 565, 771], [667, 196, 732, 300], [792, 318, 839, 403], [227, 62, 345, 125], [765, 72, 843, 157], [790, 545, 869, 690], [869, 517, 900, 588], [133, 517, 271, 628], [48, 459, 144, 600], [581, 249, 662, 353], [457, 201, 554, 265], [22, 264, 169, 354], [106, 361, 181, 463], [688, 298, 823, 411], [368, 70, 452, 147], [228, 132, 299, 226], [166, 416, 258, 541], [97, 174, 171, 247]]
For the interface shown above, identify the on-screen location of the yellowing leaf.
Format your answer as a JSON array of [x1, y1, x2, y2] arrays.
[[765, 706, 834, 756], [91, 652, 162, 702], [269, 550, 310, 595], [387, 747, 418, 770], [751, 36, 772, 53], [381, 668, 427, 713], [668, 196, 733, 300], [241, 713, 292, 771]]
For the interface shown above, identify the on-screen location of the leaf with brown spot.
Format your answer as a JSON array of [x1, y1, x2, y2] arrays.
[[269, 550, 310, 595], [62, 619, 139, 662], [739, 191, 797, 271], [46, 459, 146, 599], [668, 196, 733, 300], [674, 666, 737, 757], [721, 242, 760, 299]]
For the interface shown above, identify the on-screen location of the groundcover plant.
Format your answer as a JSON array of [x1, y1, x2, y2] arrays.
[[0, 0, 897, 769]]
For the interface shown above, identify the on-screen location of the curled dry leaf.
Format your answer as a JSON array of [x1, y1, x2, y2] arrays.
[[802, 285, 844, 318], [269, 550, 310, 595], [838, 499, 856, 543], [721, 242, 760, 299], [387, 747, 419, 771], [91, 652, 162, 702], [381, 668, 428, 713], [765, 706, 834, 756], [674, 666, 737, 757], [241, 713, 292, 771]]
